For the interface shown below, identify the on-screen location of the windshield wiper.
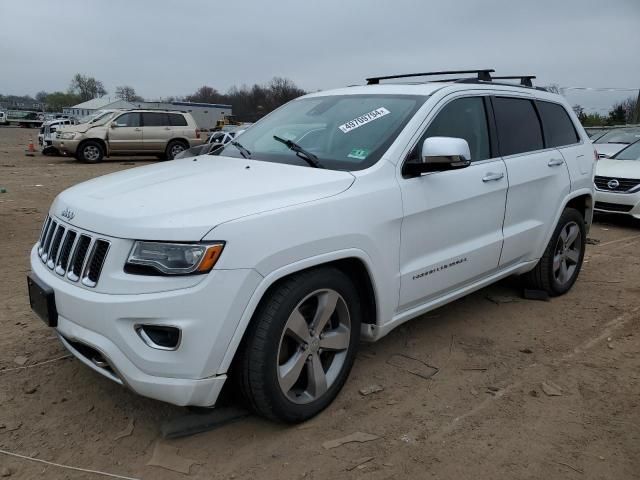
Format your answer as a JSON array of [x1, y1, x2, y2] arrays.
[[230, 140, 251, 159], [273, 135, 324, 168]]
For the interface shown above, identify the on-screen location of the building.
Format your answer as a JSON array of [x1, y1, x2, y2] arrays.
[[63, 97, 136, 118], [63, 97, 233, 130], [133, 101, 233, 130]]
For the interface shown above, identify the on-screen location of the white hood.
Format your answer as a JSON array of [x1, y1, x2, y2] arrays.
[[51, 156, 355, 240], [596, 158, 640, 179], [594, 143, 628, 158]]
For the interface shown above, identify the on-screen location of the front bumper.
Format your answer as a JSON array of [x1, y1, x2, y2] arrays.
[[594, 189, 640, 219], [53, 138, 80, 155], [30, 245, 262, 406]]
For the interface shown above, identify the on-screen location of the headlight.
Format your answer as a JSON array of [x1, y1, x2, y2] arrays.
[[126, 241, 224, 275], [60, 132, 77, 139]]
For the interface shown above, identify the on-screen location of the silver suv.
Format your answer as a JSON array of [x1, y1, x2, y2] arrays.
[[53, 110, 204, 162]]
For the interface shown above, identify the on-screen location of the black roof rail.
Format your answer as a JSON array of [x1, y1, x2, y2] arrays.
[[366, 69, 494, 85], [491, 76, 536, 87]]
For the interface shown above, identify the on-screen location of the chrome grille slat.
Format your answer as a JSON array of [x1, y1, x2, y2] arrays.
[[41, 221, 58, 262], [81, 240, 110, 288], [38, 217, 51, 253], [68, 234, 92, 282], [47, 226, 66, 269], [37, 216, 110, 288], [55, 230, 77, 276]]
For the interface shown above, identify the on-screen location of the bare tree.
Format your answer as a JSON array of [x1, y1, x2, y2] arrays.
[[115, 85, 140, 102], [69, 74, 107, 102]]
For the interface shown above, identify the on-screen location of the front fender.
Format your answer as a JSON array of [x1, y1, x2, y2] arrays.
[[215, 248, 382, 375]]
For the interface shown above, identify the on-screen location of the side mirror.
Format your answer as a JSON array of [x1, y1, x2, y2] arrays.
[[404, 137, 472, 176], [110, 122, 118, 129]]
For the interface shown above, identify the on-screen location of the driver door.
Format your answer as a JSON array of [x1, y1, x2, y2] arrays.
[[398, 95, 508, 310], [108, 112, 142, 152]]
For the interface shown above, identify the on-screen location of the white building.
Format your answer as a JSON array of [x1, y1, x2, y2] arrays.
[[63, 97, 136, 118]]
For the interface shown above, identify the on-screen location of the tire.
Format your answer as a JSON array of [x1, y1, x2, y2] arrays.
[[523, 208, 586, 296], [236, 267, 361, 423], [165, 140, 188, 160], [77, 140, 104, 163]]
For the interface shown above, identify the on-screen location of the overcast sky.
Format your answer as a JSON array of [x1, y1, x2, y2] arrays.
[[1, 0, 638, 113]]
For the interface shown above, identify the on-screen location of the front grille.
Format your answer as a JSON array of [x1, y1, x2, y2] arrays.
[[595, 201, 634, 213], [37, 216, 110, 288], [594, 176, 640, 193]]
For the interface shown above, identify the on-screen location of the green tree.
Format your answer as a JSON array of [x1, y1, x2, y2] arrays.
[[45, 91, 81, 112]]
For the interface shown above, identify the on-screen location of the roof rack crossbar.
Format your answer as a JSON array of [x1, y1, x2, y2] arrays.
[[366, 69, 495, 85], [491, 75, 536, 87]]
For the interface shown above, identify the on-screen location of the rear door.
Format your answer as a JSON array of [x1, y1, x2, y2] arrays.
[[108, 112, 142, 152], [398, 95, 508, 310], [494, 96, 571, 266], [537, 100, 593, 191], [141, 112, 170, 152]]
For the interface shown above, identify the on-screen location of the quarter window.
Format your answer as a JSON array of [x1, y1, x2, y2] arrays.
[[419, 97, 491, 162], [168, 113, 188, 126], [493, 97, 544, 156], [537, 101, 579, 147], [114, 113, 140, 127]]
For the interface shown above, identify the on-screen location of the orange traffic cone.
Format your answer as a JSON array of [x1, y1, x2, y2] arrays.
[[25, 139, 35, 157]]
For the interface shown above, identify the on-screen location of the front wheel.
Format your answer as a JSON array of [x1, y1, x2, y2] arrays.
[[77, 141, 104, 163], [236, 267, 361, 423], [523, 207, 586, 296]]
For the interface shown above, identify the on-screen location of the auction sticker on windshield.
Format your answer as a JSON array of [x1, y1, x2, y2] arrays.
[[339, 107, 390, 133]]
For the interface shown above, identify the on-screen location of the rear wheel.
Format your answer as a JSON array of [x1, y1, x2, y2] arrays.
[[236, 267, 361, 422], [165, 140, 188, 160], [77, 141, 104, 163], [523, 208, 586, 296]]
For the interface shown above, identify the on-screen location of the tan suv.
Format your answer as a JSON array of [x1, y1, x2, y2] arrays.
[[53, 110, 204, 163]]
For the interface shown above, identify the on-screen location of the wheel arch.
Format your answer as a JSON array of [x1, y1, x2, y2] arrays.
[[217, 250, 379, 375], [535, 188, 593, 260]]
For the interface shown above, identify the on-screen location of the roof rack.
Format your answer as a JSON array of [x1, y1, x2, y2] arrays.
[[366, 69, 495, 85], [491, 76, 536, 87]]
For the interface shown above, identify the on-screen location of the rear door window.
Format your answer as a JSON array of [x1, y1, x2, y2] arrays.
[[493, 97, 544, 156], [537, 101, 579, 147], [142, 112, 169, 127], [168, 113, 188, 126]]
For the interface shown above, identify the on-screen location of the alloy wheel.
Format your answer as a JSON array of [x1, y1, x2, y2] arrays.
[[553, 221, 582, 286], [276, 289, 351, 404]]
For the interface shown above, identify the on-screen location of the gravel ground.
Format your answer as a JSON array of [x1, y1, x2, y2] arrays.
[[1, 126, 639, 479]]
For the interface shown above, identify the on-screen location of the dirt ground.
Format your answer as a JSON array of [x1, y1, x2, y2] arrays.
[[0, 126, 639, 480]]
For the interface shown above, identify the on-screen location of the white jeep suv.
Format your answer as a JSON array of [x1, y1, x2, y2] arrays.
[[28, 69, 595, 422]]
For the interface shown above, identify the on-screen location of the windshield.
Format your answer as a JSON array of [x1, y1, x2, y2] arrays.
[[79, 110, 116, 125], [218, 94, 427, 170], [595, 129, 640, 145], [613, 140, 640, 161]]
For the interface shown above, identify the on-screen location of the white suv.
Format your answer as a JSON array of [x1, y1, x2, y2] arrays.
[[28, 70, 595, 422]]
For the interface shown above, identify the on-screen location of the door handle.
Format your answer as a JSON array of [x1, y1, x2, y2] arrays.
[[548, 158, 565, 167], [164, 127, 171, 130], [134, 128, 142, 131], [482, 172, 504, 182]]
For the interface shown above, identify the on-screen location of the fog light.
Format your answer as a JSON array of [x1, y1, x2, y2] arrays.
[[135, 325, 181, 351]]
